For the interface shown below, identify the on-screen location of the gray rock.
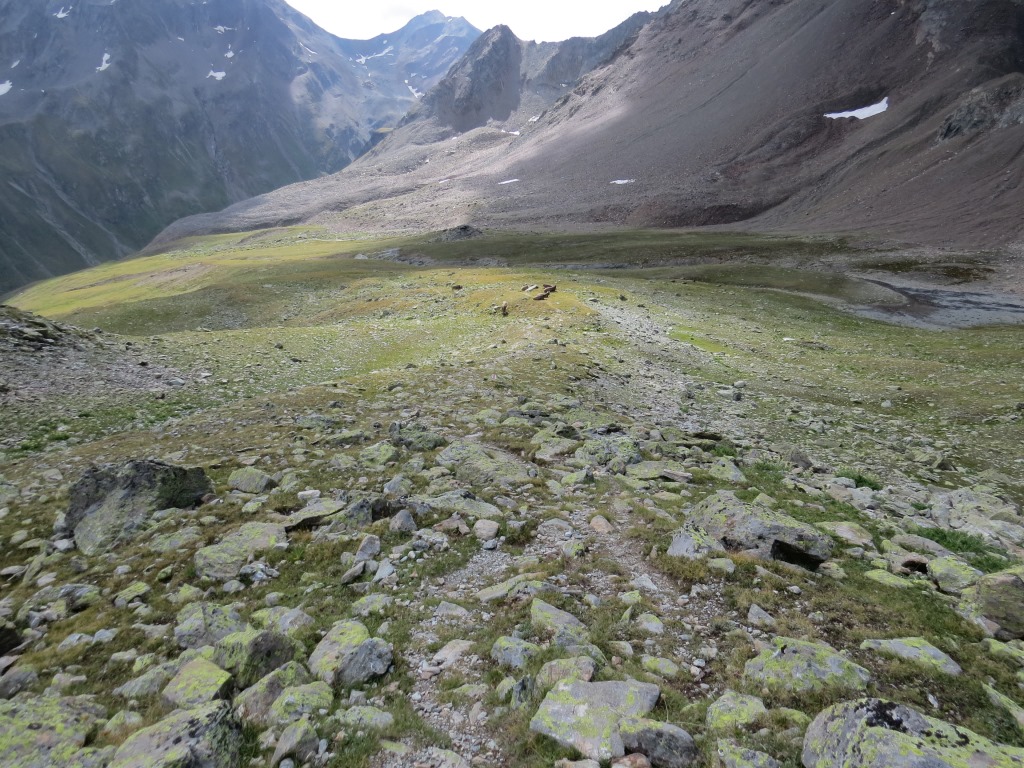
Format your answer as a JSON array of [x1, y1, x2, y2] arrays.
[[716, 739, 781, 768], [162, 658, 233, 709], [234, 662, 310, 726], [354, 535, 381, 563], [859, 637, 962, 676], [927, 556, 983, 596], [389, 509, 417, 533], [802, 698, 1024, 767], [228, 466, 277, 494], [743, 637, 871, 695], [194, 522, 287, 581], [688, 491, 833, 568], [174, 602, 247, 649], [490, 636, 541, 670], [437, 441, 535, 488], [109, 701, 241, 768], [213, 628, 298, 688], [0, 695, 109, 767], [706, 691, 767, 733], [272, 716, 319, 767], [667, 526, 724, 559], [338, 705, 395, 730], [620, 717, 698, 768], [308, 620, 392, 687], [958, 565, 1024, 639], [66, 460, 212, 555], [746, 604, 776, 628], [0, 665, 38, 699], [474, 519, 501, 541], [250, 606, 315, 637]]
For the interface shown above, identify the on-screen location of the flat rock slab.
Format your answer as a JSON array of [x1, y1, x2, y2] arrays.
[[109, 701, 241, 768], [0, 695, 109, 767], [437, 441, 535, 488], [958, 565, 1024, 640], [802, 698, 1024, 767], [859, 637, 962, 676], [174, 601, 247, 649], [529, 679, 661, 762], [744, 637, 871, 695], [162, 658, 232, 709], [194, 522, 287, 581]]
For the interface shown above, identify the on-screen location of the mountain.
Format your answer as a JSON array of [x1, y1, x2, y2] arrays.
[[0, 1, 479, 294], [155, 0, 1024, 254]]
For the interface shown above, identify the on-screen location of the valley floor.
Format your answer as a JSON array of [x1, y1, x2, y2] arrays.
[[1, 228, 1023, 768]]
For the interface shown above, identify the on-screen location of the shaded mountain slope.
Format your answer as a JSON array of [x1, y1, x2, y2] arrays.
[[0, 1, 478, 293], [154, 0, 1024, 255]]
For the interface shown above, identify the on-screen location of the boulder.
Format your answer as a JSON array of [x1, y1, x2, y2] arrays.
[[859, 637, 962, 676], [531, 598, 588, 644], [228, 467, 276, 494], [536, 657, 598, 689], [66, 460, 211, 555], [529, 679, 661, 762], [688, 491, 833, 568], [162, 658, 233, 709], [0, 695, 108, 767], [234, 662, 310, 726], [109, 701, 241, 768], [437, 441, 535, 488], [958, 565, 1024, 639], [411, 490, 504, 520], [174, 602, 247, 649], [272, 715, 319, 767], [816, 521, 874, 548], [269, 681, 334, 724], [16, 583, 101, 622], [250, 606, 315, 637], [338, 705, 395, 730], [619, 717, 698, 768], [389, 421, 447, 451], [927, 488, 1024, 548], [575, 436, 642, 469], [490, 636, 541, 670], [716, 740, 781, 768], [194, 522, 287, 581], [802, 698, 1024, 767], [666, 526, 724, 559], [744, 637, 871, 695], [926, 556, 983, 596], [213, 628, 298, 689], [308, 620, 392, 687], [706, 691, 767, 733]]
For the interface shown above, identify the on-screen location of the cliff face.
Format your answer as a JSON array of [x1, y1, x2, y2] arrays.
[[0, 1, 478, 294]]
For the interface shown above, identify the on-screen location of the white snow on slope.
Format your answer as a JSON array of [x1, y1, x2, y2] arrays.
[[55, 7, 72, 19], [356, 46, 393, 65], [498, 179, 519, 185], [96, 53, 111, 72], [405, 80, 422, 99], [0, 81, 12, 96], [207, 70, 226, 81], [225, 48, 235, 59], [10, 60, 20, 69], [300, 42, 318, 56], [825, 97, 889, 120], [213, 26, 234, 34], [610, 179, 636, 185]]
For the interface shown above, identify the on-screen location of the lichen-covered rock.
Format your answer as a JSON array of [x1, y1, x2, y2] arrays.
[[148, 525, 203, 554], [194, 522, 287, 581], [667, 526, 724, 559], [162, 658, 233, 709], [641, 655, 680, 678], [174, 602, 247, 649], [16, 583, 101, 622], [411, 490, 504, 520], [234, 662, 310, 726], [529, 679, 661, 762], [250, 606, 314, 637], [491, 636, 541, 670], [619, 717, 698, 768], [575, 436, 642, 469], [113, 664, 175, 699], [927, 488, 1024, 549], [437, 441, 535, 488], [816, 521, 874, 548], [338, 705, 395, 730], [269, 681, 334, 724], [706, 691, 768, 733], [864, 569, 911, 589], [66, 460, 212, 555], [531, 598, 588, 644], [109, 701, 241, 768], [113, 581, 151, 608], [536, 656, 597, 689], [213, 628, 298, 689], [308, 620, 392, 687], [801, 698, 1024, 767], [389, 421, 447, 451], [360, 441, 399, 467], [744, 637, 871, 695], [228, 467, 277, 494], [958, 565, 1024, 640], [859, 637, 962, 676], [924, 556, 983, 596], [688, 491, 834, 568], [716, 739, 781, 768], [272, 715, 319, 767], [0, 695, 108, 767]]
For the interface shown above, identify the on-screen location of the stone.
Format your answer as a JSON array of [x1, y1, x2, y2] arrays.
[[269, 681, 334, 724], [102, 710, 145, 741], [575, 436, 642, 468], [109, 701, 241, 768], [354, 534, 381, 562], [474, 519, 501, 541], [529, 679, 661, 762], [390, 509, 417, 533], [0, 666, 38, 699], [636, 614, 664, 635], [816, 521, 874, 548], [411, 490, 504, 519], [531, 598, 588, 643], [536, 656, 597, 688], [746, 604, 776, 628], [715, 739, 781, 768], [666, 527, 724, 559], [360, 441, 399, 467], [352, 594, 393, 617], [802, 698, 1024, 767], [926, 556, 983, 596], [228, 467, 277, 494], [0, 695, 108, 767], [113, 665, 175, 699], [147, 526, 203, 554], [389, 421, 447, 451], [66, 460, 212, 555], [490, 636, 541, 670], [619, 717, 699, 768], [250, 606, 315, 637], [859, 637, 962, 676], [272, 716, 319, 767], [432, 639, 475, 668], [213, 628, 298, 688], [743, 637, 871, 695], [308, 620, 392, 687], [174, 602, 247, 649], [864, 569, 911, 589], [709, 459, 745, 483], [437, 441, 535, 488], [338, 705, 395, 730], [113, 581, 150, 608], [984, 683, 1024, 734], [958, 565, 1024, 639], [234, 662, 310, 726], [641, 655, 680, 678], [194, 522, 287, 581], [688, 491, 833, 568], [590, 515, 614, 534], [162, 658, 232, 708], [284, 499, 344, 531], [706, 691, 767, 733]]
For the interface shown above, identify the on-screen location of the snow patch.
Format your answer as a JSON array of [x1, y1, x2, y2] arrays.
[[404, 80, 422, 98], [610, 179, 636, 185], [96, 53, 111, 72], [825, 97, 889, 120], [54, 7, 72, 19], [206, 70, 226, 81], [501, 130, 521, 136], [356, 46, 393, 65], [300, 42, 318, 56], [498, 179, 519, 185], [529, 115, 540, 123], [177, 37, 185, 42], [0, 81, 12, 96], [10, 60, 20, 69], [224, 48, 235, 59], [438, 179, 451, 184], [213, 25, 234, 34]]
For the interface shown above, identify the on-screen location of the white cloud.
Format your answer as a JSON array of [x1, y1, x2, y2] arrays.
[[283, 1, 667, 42]]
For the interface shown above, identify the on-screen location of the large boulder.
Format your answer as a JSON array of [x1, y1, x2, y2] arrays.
[[927, 488, 1024, 548], [109, 701, 241, 768], [437, 441, 536, 488], [234, 662, 310, 726], [619, 717, 699, 768], [194, 522, 287, 581], [174, 602, 248, 649], [66, 460, 212, 555], [688, 491, 834, 568], [162, 659, 233, 709], [744, 637, 871, 695], [409, 490, 504, 520], [213, 628, 298, 689], [529, 679, 661, 762], [802, 698, 1024, 767], [308, 620, 392, 688], [958, 565, 1024, 640], [0, 695, 108, 767]]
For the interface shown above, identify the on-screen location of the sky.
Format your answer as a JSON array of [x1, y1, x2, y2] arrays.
[[283, 1, 668, 43]]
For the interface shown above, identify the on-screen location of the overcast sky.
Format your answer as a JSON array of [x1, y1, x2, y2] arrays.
[[283, 1, 668, 43]]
